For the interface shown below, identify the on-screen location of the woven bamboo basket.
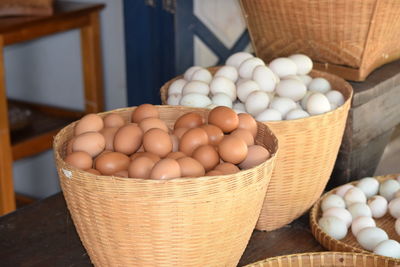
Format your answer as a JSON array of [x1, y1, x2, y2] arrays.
[[240, 0, 400, 81], [53, 105, 278, 267], [160, 68, 352, 231], [310, 174, 400, 263], [244, 252, 399, 267]]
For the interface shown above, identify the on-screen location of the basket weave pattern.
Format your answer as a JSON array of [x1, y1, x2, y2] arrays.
[[54, 106, 278, 267]]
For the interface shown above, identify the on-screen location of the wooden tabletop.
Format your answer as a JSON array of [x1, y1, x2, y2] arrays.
[[0, 193, 324, 266]]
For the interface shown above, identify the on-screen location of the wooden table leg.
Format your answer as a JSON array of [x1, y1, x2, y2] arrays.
[[0, 37, 16, 215], [80, 11, 104, 114]]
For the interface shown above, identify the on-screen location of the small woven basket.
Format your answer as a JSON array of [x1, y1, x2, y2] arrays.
[[240, 0, 400, 81], [160, 68, 352, 231], [310, 174, 400, 263], [53, 105, 278, 267], [244, 252, 399, 267]]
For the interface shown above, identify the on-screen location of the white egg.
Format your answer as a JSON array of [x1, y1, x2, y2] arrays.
[[233, 101, 246, 111], [282, 75, 303, 83], [306, 93, 331, 115], [323, 207, 352, 228], [351, 216, 376, 236], [285, 109, 310, 120], [184, 66, 202, 81], [321, 194, 346, 212], [336, 184, 355, 198], [374, 239, 400, 258], [233, 109, 246, 114], [275, 79, 307, 101], [168, 79, 187, 95], [209, 76, 236, 101], [252, 65, 277, 92], [396, 218, 400, 235], [356, 227, 389, 251], [379, 179, 400, 201], [180, 93, 211, 108], [167, 93, 181, 105], [326, 90, 345, 108], [318, 216, 348, 240], [182, 81, 210, 95], [238, 57, 265, 78], [206, 104, 218, 109], [269, 97, 297, 117], [255, 109, 282, 122], [245, 91, 270, 116], [211, 93, 232, 108], [236, 80, 260, 102], [190, 68, 212, 83], [298, 75, 313, 86], [288, 54, 313, 75], [236, 77, 250, 86], [300, 90, 314, 109], [368, 195, 388, 219], [329, 102, 338, 111], [347, 203, 372, 219], [214, 66, 238, 82], [308, 77, 331, 93], [356, 177, 380, 198], [389, 198, 400, 218], [225, 52, 254, 69], [344, 187, 367, 206], [269, 57, 298, 78]]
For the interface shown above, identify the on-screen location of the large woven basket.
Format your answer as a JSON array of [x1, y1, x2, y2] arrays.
[[53, 105, 278, 267], [160, 69, 352, 231], [240, 0, 400, 81]]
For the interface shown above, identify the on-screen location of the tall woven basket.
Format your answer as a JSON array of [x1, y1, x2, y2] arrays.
[[53, 106, 278, 267], [240, 0, 400, 81], [160, 69, 352, 231]]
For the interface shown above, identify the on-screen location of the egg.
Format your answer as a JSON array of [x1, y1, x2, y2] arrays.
[[182, 80, 210, 95], [179, 127, 209, 156], [396, 218, 400, 236], [236, 80, 260, 102], [245, 91, 270, 116], [214, 65, 238, 82], [212, 93, 233, 108], [230, 128, 254, 146], [174, 112, 204, 130], [256, 109, 282, 122], [205, 170, 224, 176], [114, 124, 143, 155], [252, 65, 277, 92], [336, 184, 355, 198], [344, 187, 367, 206], [237, 113, 258, 138], [308, 78, 331, 93], [347, 203, 372, 219], [180, 93, 212, 108], [379, 179, 400, 201], [72, 132, 105, 157], [192, 145, 220, 171], [356, 227, 388, 251], [114, 170, 129, 178], [66, 137, 76, 155], [166, 151, 186, 160], [373, 239, 400, 258], [173, 127, 189, 139], [323, 207, 352, 228], [184, 66, 202, 80], [214, 163, 240, 174], [368, 195, 388, 219], [86, 168, 101, 175], [288, 54, 313, 75], [209, 76, 236, 101], [318, 216, 348, 240], [270, 97, 297, 117], [269, 57, 297, 78], [167, 93, 182, 105], [99, 127, 119, 151], [356, 177, 380, 198], [233, 101, 246, 112], [168, 78, 187, 95], [64, 151, 93, 170], [321, 194, 346, 211], [238, 57, 265, 78], [103, 113, 125, 128], [208, 106, 239, 133], [298, 75, 313, 86], [306, 93, 331, 115], [225, 52, 254, 68], [128, 156, 155, 179], [207, 104, 218, 110], [190, 68, 212, 83], [130, 152, 160, 163], [325, 90, 345, 108], [238, 145, 270, 169], [351, 216, 376, 236], [132, 104, 159, 123], [74, 113, 104, 136], [218, 136, 248, 164], [150, 158, 181, 179], [95, 152, 130, 175], [300, 91, 314, 109], [200, 124, 224, 145], [275, 79, 307, 101], [389, 198, 400, 218], [143, 128, 172, 158], [177, 157, 205, 177], [285, 109, 310, 120]]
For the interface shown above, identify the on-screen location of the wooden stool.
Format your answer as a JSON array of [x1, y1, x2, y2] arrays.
[[0, 2, 105, 215]]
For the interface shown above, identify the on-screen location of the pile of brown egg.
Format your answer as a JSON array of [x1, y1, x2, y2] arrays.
[[64, 104, 271, 179]]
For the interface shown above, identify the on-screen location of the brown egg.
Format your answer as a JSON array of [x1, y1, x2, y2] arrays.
[[114, 170, 129, 178], [95, 152, 130, 175], [230, 128, 254, 146], [86, 168, 101, 175], [239, 145, 271, 170], [174, 112, 205, 130], [114, 124, 143, 155], [74, 113, 104, 136], [100, 127, 119, 151], [166, 151, 186, 160], [179, 128, 209, 156], [149, 158, 181, 179], [214, 163, 240, 175], [170, 134, 179, 152], [200, 124, 224, 145], [205, 170, 224, 176], [130, 152, 160, 163], [143, 128, 172, 157], [177, 157, 205, 177], [103, 113, 125, 128], [139, 117, 169, 133], [66, 137, 76, 155], [94, 150, 113, 166], [218, 135, 248, 164], [238, 113, 258, 138], [208, 106, 239, 133], [173, 127, 189, 139], [128, 157, 155, 178], [192, 145, 220, 171], [72, 132, 105, 157], [132, 104, 159, 123], [64, 151, 93, 170]]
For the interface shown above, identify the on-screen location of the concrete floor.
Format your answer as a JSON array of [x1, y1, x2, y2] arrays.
[[375, 126, 400, 176]]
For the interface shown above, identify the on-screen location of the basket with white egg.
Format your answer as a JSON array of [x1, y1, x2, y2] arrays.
[[53, 105, 279, 267], [160, 52, 353, 231], [310, 174, 400, 262]]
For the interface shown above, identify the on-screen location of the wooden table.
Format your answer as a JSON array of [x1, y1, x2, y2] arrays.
[[0, 2, 105, 215], [0, 193, 324, 266]]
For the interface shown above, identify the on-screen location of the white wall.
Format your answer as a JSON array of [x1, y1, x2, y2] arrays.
[[6, 0, 127, 198]]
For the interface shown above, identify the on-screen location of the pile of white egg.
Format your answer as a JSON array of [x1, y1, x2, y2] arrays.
[[167, 52, 345, 121], [318, 176, 400, 258]]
